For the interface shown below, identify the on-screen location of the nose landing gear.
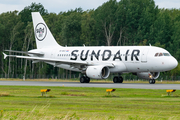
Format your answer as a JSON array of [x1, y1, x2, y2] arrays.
[[149, 79, 155, 84]]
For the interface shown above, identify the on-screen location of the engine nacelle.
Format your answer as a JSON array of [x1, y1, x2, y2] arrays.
[[135, 72, 160, 80], [86, 66, 110, 79]]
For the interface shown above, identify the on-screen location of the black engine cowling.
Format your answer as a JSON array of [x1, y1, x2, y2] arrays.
[[86, 66, 110, 79]]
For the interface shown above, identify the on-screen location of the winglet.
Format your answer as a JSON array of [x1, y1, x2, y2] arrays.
[[2, 52, 8, 59]]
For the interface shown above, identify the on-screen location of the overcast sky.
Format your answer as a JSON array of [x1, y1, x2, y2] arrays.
[[0, 0, 180, 14]]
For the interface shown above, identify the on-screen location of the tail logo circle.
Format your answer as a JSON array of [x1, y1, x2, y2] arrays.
[[35, 23, 47, 41]]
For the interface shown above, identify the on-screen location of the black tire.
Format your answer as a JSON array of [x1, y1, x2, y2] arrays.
[[149, 79, 155, 84], [113, 76, 119, 83], [80, 76, 86, 83], [119, 76, 123, 83], [149, 79, 153, 84], [85, 77, 90, 83]]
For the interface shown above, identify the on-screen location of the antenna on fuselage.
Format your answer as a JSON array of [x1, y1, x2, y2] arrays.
[[83, 44, 85, 47], [149, 43, 151, 46]]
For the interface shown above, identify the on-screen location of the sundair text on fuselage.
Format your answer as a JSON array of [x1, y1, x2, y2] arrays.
[[69, 49, 140, 61]]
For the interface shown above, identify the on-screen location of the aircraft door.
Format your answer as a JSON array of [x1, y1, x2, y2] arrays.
[[141, 49, 149, 63]]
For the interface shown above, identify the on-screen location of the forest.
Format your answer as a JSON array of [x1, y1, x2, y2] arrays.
[[0, 0, 180, 79]]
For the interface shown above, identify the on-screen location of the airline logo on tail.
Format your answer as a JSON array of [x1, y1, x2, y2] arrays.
[[35, 23, 47, 41]]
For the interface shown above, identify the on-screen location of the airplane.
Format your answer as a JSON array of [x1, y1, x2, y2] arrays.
[[3, 12, 178, 84]]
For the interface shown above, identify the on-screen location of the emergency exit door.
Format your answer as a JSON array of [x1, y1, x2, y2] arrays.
[[141, 49, 149, 63]]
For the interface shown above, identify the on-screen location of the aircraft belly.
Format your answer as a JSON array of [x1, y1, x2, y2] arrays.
[[45, 62, 81, 72], [110, 62, 127, 73], [58, 64, 81, 72], [125, 62, 142, 72]]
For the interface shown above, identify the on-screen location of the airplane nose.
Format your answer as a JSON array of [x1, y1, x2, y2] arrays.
[[171, 57, 178, 69], [163, 57, 178, 71]]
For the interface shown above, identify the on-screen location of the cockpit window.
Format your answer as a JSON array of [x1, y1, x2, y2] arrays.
[[163, 53, 170, 56], [159, 53, 163, 56], [155, 53, 159, 56], [155, 52, 171, 57]]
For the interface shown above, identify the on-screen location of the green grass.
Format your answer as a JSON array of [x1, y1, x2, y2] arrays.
[[0, 86, 180, 120]]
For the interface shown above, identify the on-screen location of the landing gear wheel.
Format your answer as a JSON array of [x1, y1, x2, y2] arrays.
[[113, 76, 123, 83], [113, 76, 119, 83], [85, 77, 90, 83], [80, 76, 86, 83], [80, 76, 90, 83], [119, 76, 123, 83], [149, 79, 155, 84]]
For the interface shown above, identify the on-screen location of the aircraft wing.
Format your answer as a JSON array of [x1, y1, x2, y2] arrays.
[[2, 52, 114, 67]]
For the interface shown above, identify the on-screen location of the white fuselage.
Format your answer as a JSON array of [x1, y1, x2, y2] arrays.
[[30, 46, 178, 73]]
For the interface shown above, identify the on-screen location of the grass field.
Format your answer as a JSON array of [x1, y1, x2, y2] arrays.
[[0, 85, 180, 120]]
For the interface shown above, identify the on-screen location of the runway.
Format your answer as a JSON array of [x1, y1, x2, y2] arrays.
[[0, 81, 180, 89]]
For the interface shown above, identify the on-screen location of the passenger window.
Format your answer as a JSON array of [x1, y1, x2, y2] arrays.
[[159, 53, 163, 56], [155, 53, 159, 57]]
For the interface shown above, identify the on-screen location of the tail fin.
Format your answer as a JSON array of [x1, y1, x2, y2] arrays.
[[31, 12, 61, 49]]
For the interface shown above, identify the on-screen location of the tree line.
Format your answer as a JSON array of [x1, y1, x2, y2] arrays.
[[0, 0, 180, 78]]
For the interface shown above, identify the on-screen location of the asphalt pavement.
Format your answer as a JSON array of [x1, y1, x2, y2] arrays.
[[0, 81, 179, 89]]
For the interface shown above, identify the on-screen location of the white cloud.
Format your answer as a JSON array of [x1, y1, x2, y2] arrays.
[[0, 4, 24, 13], [154, 0, 180, 9]]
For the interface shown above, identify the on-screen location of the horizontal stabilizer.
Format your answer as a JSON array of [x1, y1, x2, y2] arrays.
[[2, 52, 7, 59], [4, 50, 44, 55], [2, 52, 17, 59]]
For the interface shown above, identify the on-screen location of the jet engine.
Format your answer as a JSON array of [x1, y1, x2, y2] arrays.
[[135, 72, 160, 80], [86, 66, 110, 79]]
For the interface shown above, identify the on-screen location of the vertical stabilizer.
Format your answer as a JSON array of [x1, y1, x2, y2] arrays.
[[31, 12, 61, 49]]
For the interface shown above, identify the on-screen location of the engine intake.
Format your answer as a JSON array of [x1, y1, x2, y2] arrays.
[[86, 66, 110, 79]]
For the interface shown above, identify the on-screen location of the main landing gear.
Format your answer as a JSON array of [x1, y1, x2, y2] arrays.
[[149, 79, 156, 84], [113, 76, 123, 83], [80, 76, 90, 83]]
